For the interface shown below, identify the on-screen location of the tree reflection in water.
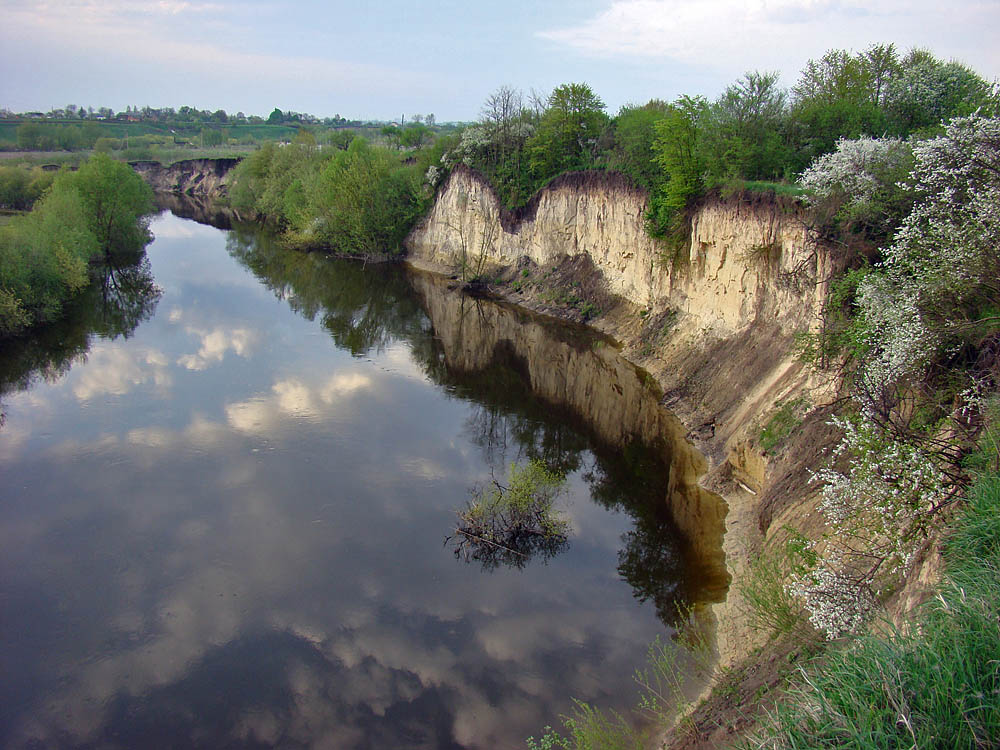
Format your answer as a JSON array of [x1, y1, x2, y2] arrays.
[[224, 219, 713, 629], [0, 247, 160, 422]]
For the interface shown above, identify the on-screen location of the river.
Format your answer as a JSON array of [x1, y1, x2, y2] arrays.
[[0, 206, 727, 749]]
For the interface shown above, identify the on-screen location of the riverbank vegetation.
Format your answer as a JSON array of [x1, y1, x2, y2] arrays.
[[226, 136, 438, 256], [0, 153, 154, 337], [434, 45, 994, 244], [449, 459, 569, 570]]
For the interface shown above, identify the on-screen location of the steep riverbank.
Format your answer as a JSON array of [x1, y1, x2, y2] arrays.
[[131, 157, 240, 199], [405, 166, 853, 743]]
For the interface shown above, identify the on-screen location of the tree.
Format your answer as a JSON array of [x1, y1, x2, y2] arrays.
[[884, 49, 995, 135], [399, 123, 431, 149], [711, 70, 789, 180], [528, 82, 608, 180], [328, 129, 356, 150], [789, 45, 900, 168], [608, 100, 670, 189], [267, 107, 284, 124], [650, 96, 711, 233], [63, 153, 154, 257], [293, 128, 317, 146]]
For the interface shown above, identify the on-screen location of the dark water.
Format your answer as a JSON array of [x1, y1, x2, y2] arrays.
[[0, 209, 727, 749]]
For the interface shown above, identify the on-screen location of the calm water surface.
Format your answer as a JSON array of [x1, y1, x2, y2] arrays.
[[0, 209, 726, 749]]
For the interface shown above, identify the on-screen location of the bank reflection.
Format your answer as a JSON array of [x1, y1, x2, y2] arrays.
[[2, 210, 729, 750]]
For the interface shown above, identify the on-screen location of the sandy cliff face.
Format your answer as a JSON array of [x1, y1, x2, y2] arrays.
[[406, 167, 838, 677], [132, 158, 239, 199], [407, 167, 828, 340]]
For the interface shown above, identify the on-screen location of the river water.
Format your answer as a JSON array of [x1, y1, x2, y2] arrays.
[[0, 207, 727, 749]]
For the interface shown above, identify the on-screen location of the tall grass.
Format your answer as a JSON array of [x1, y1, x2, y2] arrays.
[[751, 474, 1000, 749]]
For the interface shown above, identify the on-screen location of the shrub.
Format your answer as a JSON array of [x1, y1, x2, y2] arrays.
[[450, 459, 569, 570], [755, 474, 1000, 748]]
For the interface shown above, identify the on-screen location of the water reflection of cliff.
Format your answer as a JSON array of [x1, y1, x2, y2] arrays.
[[408, 271, 730, 610], [225, 221, 729, 619]]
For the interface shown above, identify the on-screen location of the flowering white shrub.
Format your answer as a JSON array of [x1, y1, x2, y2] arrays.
[[800, 136, 911, 218], [794, 115, 999, 638], [793, 414, 949, 638]]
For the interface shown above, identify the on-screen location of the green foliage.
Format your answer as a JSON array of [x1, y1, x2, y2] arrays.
[[605, 100, 670, 189], [200, 127, 225, 147], [526, 703, 642, 750], [61, 153, 154, 257], [963, 398, 1000, 477], [736, 531, 814, 634], [754, 474, 1000, 748], [0, 181, 96, 334], [528, 83, 608, 182], [650, 96, 710, 235], [711, 71, 790, 181], [305, 138, 426, 255], [228, 137, 427, 257], [0, 155, 153, 336], [452, 459, 569, 570], [795, 264, 871, 368], [757, 398, 809, 453], [0, 166, 55, 210]]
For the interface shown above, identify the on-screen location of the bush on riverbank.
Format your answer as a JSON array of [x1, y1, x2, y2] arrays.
[[752, 470, 1000, 748], [227, 138, 429, 257], [0, 153, 153, 337]]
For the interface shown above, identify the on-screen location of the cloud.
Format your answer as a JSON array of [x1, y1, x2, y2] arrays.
[[72, 343, 172, 401], [225, 372, 374, 434], [177, 326, 256, 370], [538, 0, 1000, 84]]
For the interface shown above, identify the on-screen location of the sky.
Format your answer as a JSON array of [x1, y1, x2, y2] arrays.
[[1, 0, 998, 122]]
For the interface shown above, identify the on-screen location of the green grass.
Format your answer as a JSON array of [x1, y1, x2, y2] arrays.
[[736, 533, 813, 635], [758, 398, 809, 454], [751, 472, 1000, 749], [723, 179, 807, 199]]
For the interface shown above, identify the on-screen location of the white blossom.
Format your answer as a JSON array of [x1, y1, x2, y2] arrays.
[[800, 136, 911, 218]]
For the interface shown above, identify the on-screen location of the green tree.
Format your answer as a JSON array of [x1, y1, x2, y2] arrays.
[[306, 138, 425, 255], [62, 153, 154, 257], [710, 70, 789, 180], [399, 123, 432, 149], [293, 127, 317, 146], [267, 107, 284, 124], [528, 82, 608, 180], [789, 46, 898, 168], [327, 129, 356, 150], [606, 100, 670, 189], [884, 49, 995, 134], [650, 96, 711, 233]]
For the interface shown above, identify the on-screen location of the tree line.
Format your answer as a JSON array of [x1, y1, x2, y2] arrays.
[[439, 45, 995, 239]]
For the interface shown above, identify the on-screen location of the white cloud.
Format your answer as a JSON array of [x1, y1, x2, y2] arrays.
[[177, 326, 256, 370], [72, 343, 172, 401], [225, 371, 374, 434], [539, 0, 1000, 85]]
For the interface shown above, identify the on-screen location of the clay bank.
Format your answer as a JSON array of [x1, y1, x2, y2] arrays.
[[131, 157, 240, 199], [406, 166, 853, 740]]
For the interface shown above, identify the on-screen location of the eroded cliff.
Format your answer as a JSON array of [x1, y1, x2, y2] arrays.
[[405, 168, 840, 693], [132, 157, 239, 199]]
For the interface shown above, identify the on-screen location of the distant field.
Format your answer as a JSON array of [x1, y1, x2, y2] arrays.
[[0, 120, 370, 148]]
